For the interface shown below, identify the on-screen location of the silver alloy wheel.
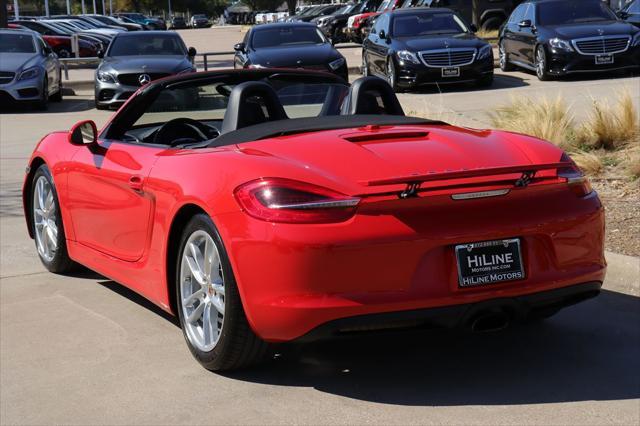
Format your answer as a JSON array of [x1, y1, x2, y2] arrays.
[[499, 44, 506, 69], [536, 47, 545, 78], [33, 176, 58, 262], [180, 230, 225, 352], [387, 60, 395, 87], [362, 54, 368, 76]]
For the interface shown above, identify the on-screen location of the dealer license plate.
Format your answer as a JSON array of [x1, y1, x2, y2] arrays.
[[595, 54, 614, 65], [455, 239, 525, 287], [442, 67, 460, 77]]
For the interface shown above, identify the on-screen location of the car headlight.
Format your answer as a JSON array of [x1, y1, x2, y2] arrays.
[[97, 71, 116, 83], [18, 67, 40, 81], [396, 50, 419, 65], [632, 32, 640, 47], [328, 57, 346, 70], [549, 38, 574, 52], [476, 44, 493, 60]]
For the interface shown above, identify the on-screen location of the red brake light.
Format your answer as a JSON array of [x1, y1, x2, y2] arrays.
[[234, 178, 360, 224], [558, 153, 593, 197]]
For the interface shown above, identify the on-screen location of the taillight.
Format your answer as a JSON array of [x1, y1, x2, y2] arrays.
[[558, 153, 593, 197], [234, 178, 360, 224]]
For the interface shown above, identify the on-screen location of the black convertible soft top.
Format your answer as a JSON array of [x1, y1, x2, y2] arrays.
[[208, 115, 445, 147]]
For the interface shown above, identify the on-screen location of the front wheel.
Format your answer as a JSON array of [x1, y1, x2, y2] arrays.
[[499, 41, 515, 72], [31, 165, 76, 273], [387, 58, 399, 91], [362, 52, 369, 76], [35, 77, 48, 110], [535, 45, 552, 81], [176, 214, 268, 371]]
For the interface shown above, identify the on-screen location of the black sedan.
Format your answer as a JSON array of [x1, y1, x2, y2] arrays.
[[362, 8, 494, 90], [499, 0, 640, 80], [233, 23, 348, 81]]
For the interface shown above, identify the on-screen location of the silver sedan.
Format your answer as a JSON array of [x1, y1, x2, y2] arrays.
[[0, 28, 63, 109]]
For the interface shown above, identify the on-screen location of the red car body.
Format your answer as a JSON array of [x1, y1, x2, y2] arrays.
[[23, 70, 605, 346], [8, 23, 98, 57]]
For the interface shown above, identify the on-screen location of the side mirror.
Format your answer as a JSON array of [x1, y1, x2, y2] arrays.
[[617, 11, 629, 19], [518, 19, 532, 28], [188, 46, 197, 57], [69, 120, 98, 146], [233, 42, 246, 52], [97, 50, 104, 59], [379, 29, 386, 38], [469, 24, 478, 33]]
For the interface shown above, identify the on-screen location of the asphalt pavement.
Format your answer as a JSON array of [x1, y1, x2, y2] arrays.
[[0, 27, 639, 424]]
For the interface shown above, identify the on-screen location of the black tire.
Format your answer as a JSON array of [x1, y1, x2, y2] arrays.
[[362, 52, 369, 76], [55, 48, 71, 58], [476, 73, 494, 88], [35, 77, 48, 110], [95, 100, 108, 110], [387, 57, 399, 92], [499, 40, 515, 72], [481, 16, 503, 32], [535, 45, 552, 81], [176, 214, 268, 371], [30, 164, 76, 273], [50, 72, 63, 102]]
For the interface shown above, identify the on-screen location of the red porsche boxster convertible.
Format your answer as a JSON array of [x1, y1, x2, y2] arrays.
[[23, 70, 605, 371]]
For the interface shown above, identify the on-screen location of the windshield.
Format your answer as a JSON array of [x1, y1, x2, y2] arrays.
[[251, 27, 325, 48], [392, 12, 468, 37], [537, 1, 617, 25], [0, 34, 36, 53], [108, 34, 186, 56]]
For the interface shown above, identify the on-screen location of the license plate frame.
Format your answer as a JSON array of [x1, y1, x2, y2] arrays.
[[595, 54, 614, 65], [455, 238, 525, 288], [442, 67, 460, 77]]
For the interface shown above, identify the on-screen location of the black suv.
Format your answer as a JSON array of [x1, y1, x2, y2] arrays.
[[362, 8, 494, 90], [499, 0, 640, 80]]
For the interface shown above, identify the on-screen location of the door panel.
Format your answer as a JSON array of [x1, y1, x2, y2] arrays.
[[66, 140, 160, 261]]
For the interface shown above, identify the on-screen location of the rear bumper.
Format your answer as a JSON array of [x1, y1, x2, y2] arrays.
[[217, 185, 606, 342], [297, 281, 602, 341]]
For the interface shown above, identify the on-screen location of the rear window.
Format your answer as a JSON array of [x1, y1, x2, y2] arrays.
[[537, 1, 616, 25], [251, 27, 326, 48], [0, 34, 36, 53]]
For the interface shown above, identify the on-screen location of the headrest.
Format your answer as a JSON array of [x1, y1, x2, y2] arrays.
[[221, 81, 288, 134], [340, 76, 405, 116]]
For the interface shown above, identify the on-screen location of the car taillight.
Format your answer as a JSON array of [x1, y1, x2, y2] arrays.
[[234, 178, 360, 224], [558, 153, 593, 197]]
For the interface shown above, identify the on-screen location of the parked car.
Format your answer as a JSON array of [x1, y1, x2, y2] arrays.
[[50, 15, 128, 33], [316, 1, 382, 44], [8, 23, 100, 58], [233, 23, 348, 81], [292, 4, 344, 22], [0, 28, 62, 108], [190, 14, 210, 28], [347, 0, 402, 43], [402, 0, 518, 31], [362, 8, 494, 90], [84, 14, 144, 31], [618, 0, 640, 27], [499, 0, 640, 80], [169, 16, 188, 30], [45, 17, 124, 37], [94, 31, 196, 109], [15, 19, 107, 51], [114, 13, 167, 30], [23, 68, 606, 371]]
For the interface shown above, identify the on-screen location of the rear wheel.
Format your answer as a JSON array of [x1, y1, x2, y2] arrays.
[[31, 165, 76, 273], [481, 16, 503, 32], [176, 214, 268, 371]]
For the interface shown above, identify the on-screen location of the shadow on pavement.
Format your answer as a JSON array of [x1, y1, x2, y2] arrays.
[[405, 74, 529, 95], [224, 289, 639, 406], [0, 98, 94, 114]]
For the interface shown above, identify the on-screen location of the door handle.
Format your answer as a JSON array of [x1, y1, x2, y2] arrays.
[[128, 175, 144, 192]]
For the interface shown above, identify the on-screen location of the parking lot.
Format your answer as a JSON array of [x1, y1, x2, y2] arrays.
[[1, 25, 640, 425]]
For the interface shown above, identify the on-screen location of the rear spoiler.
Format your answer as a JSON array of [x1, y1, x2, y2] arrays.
[[360, 162, 573, 198]]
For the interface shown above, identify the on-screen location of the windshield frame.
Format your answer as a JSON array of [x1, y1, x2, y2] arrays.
[[390, 11, 469, 38], [106, 34, 187, 57], [536, 0, 617, 26]]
